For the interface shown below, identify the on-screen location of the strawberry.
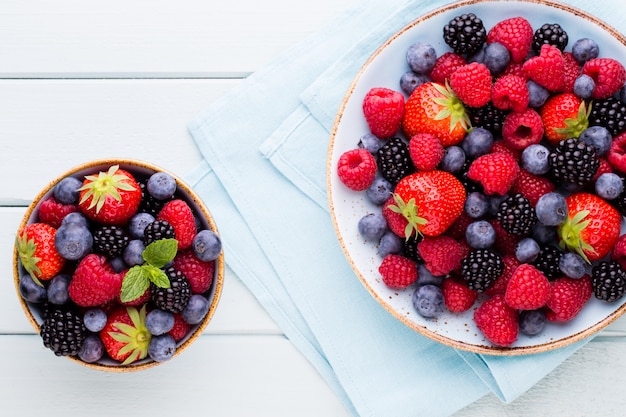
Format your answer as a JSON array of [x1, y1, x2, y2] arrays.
[[378, 254, 418, 289], [504, 263, 550, 310], [402, 81, 470, 147], [449, 62, 492, 108], [37, 197, 79, 229], [467, 151, 520, 196], [539, 93, 590, 145], [68, 253, 124, 307], [510, 169, 556, 207], [157, 199, 197, 251], [429, 52, 466, 83], [78, 165, 142, 226], [486, 255, 521, 297], [474, 294, 519, 347], [546, 275, 592, 322], [100, 305, 151, 365], [173, 249, 215, 294], [491, 75, 529, 112], [522, 44, 565, 91], [486, 17, 533, 63], [582, 57, 626, 99], [502, 107, 544, 150], [558, 192, 622, 263], [15, 223, 65, 284], [362, 87, 405, 138], [388, 170, 465, 237], [382, 196, 410, 239], [408, 133, 444, 171], [442, 277, 478, 313], [337, 148, 377, 191], [417, 235, 469, 276]]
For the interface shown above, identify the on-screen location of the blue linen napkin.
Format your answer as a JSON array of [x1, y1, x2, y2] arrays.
[[187, 0, 625, 415]]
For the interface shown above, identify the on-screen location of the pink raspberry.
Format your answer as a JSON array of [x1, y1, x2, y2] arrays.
[[337, 148, 377, 191]]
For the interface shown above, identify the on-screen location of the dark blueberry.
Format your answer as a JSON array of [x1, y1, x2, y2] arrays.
[[377, 231, 403, 258], [145, 309, 175, 336], [60, 212, 89, 228], [483, 42, 510, 75], [54, 223, 93, 261], [83, 308, 108, 333], [559, 252, 587, 279], [532, 223, 557, 246], [465, 220, 495, 249], [412, 284, 444, 318], [366, 176, 393, 205], [439, 145, 466, 173], [47, 274, 71, 305], [78, 334, 105, 363], [358, 133, 386, 154], [595, 173, 624, 200], [192, 229, 222, 262], [109, 256, 128, 273], [465, 191, 489, 218], [128, 212, 156, 239], [148, 334, 177, 362], [147, 172, 177, 201], [527, 80, 550, 108], [571, 38, 599, 64], [535, 192, 568, 226], [182, 294, 210, 325], [461, 128, 493, 158], [53, 176, 83, 205], [515, 237, 541, 263], [416, 264, 445, 287], [488, 194, 508, 217], [620, 84, 626, 104], [19, 274, 47, 303], [579, 125, 612, 157], [467, 48, 485, 64], [406, 42, 437, 74], [123, 239, 146, 267], [573, 74, 595, 99], [521, 143, 550, 175], [358, 213, 387, 241], [400, 71, 429, 96], [519, 310, 546, 336]]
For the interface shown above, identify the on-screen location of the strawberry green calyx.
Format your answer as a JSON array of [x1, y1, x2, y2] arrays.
[[558, 209, 597, 263], [388, 193, 428, 240], [78, 165, 137, 214], [15, 233, 43, 286], [432, 81, 471, 133], [553, 100, 591, 138], [109, 305, 151, 365]]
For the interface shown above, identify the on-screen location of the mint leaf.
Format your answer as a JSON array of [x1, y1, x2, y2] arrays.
[[142, 238, 177, 268], [143, 264, 171, 289], [120, 266, 150, 303]]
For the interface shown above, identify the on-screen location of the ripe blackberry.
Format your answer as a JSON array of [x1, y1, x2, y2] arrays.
[[496, 193, 537, 236], [468, 103, 508, 134], [93, 225, 129, 258], [139, 181, 172, 217], [40, 306, 87, 356], [377, 137, 415, 185], [589, 97, 626, 136], [592, 260, 626, 302], [443, 13, 487, 55], [549, 138, 599, 186], [532, 245, 563, 280], [151, 266, 192, 314], [401, 236, 423, 263], [143, 219, 176, 246], [460, 249, 504, 292], [532, 23, 568, 52], [613, 186, 626, 217]]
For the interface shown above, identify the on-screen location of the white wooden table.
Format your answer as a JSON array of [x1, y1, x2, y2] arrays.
[[1, 1, 625, 416]]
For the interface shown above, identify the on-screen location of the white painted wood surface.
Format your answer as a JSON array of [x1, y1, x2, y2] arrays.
[[1, 1, 625, 416]]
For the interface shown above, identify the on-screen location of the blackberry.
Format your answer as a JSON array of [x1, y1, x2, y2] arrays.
[[143, 219, 176, 246], [139, 181, 172, 217], [588, 97, 626, 136], [455, 157, 482, 194], [40, 306, 87, 356], [460, 249, 504, 292], [592, 261, 626, 302], [401, 236, 423, 263], [612, 185, 626, 217], [151, 266, 192, 314], [549, 138, 599, 186], [532, 23, 568, 52], [532, 245, 563, 281], [496, 193, 537, 236], [376, 137, 415, 185], [93, 225, 129, 258], [443, 13, 487, 55], [468, 103, 508, 134]]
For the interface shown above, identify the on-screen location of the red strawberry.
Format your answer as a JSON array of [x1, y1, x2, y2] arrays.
[[467, 152, 520, 196], [68, 253, 124, 307], [417, 235, 468, 276], [474, 294, 519, 347], [337, 148, 377, 191], [491, 75, 530, 112], [486, 255, 521, 297], [502, 108, 544, 150], [582, 58, 626, 99], [504, 264, 550, 310], [173, 249, 215, 294], [522, 44, 565, 91], [558, 192, 622, 262], [429, 52, 467, 83], [539, 93, 589, 145], [402, 81, 470, 147], [100, 305, 151, 365], [382, 196, 410, 239], [389, 170, 466, 237], [378, 254, 418, 289], [449, 62, 492, 108], [546, 275, 592, 322], [78, 165, 142, 226], [157, 199, 197, 250], [408, 133, 444, 171], [15, 223, 65, 284], [37, 197, 79, 229], [487, 17, 533, 63], [607, 131, 626, 173], [562, 52, 581, 93], [442, 277, 478, 313], [510, 169, 556, 207], [168, 312, 191, 342], [362, 87, 405, 138]]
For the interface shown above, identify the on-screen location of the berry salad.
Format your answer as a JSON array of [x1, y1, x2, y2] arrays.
[[331, 5, 626, 351], [14, 160, 223, 369]]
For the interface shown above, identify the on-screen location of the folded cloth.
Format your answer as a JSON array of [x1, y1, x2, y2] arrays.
[[187, 0, 625, 415]]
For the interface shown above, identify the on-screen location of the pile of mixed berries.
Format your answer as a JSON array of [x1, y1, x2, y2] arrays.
[[16, 164, 222, 365], [337, 13, 626, 347]]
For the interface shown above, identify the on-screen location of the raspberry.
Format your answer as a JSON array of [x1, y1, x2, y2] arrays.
[[442, 277, 478, 313], [337, 148, 377, 191], [546, 275, 592, 322], [486, 255, 521, 296], [486, 17, 533, 63], [474, 294, 519, 346], [491, 75, 530, 112], [510, 169, 556, 207], [408, 133, 444, 171], [489, 219, 521, 256], [362, 87, 405, 138], [157, 199, 197, 251], [491, 140, 522, 160], [502, 108, 544, 150], [378, 254, 418, 289], [562, 52, 581, 93], [417, 235, 469, 276], [499, 62, 527, 79], [37, 197, 80, 229], [167, 312, 191, 342], [504, 263, 550, 310], [522, 44, 565, 91], [467, 151, 520, 195], [610, 234, 626, 270], [173, 249, 215, 294], [429, 52, 466, 83], [382, 196, 410, 238], [582, 58, 626, 99], [449, 62, 492, 108]]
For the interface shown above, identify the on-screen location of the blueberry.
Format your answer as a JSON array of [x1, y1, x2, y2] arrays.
[[53, 176, 83, 204], [412, 284, 444, 318], [83, 308, 108, 332], [79, 335, 105, 363], [579, 126, 612, 157], [571, 38, 599, 64], [465, 220, 496, 249], [400, 71, 429, 95], [366, 177, 393, 205], [18, 274, 47, 303], [54, 223, 93, 261], [358, 213, 387, 241], [464, 191, 489, 218], [519, 309, 546, 336], [573, 74, 595, 99], [146, 309, 175, 335], [61, 211, 89, 228], [148, 334, 177, 362], [467, 48, 485, 64], [123, 239, 146, 266], [595, 172, 624, 200], [521, 143, 550, 175], [535, 192, 568, 226], [559, 252, 587, 279], [439, 145, 466, 173], [515, 238, 541, 263], [182, 294, 210, 325], [192, 229, 222, 262], [532, 223, 557, 245], [416, 264, 445, 287], [620, 84, 626, 104], [461, 128, 493, 158], [109, 256, 128, 273], [147, 172, 177, 201], [128, 212, 155, 239], [377, 231, 403, 258], [358, 133, 386, 153], [488, 195, 508, 216], [527, 80, 550, 108], [47, 274, 71, 305], [483, 42, 510, 74], [406, 42, 437, 74]]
